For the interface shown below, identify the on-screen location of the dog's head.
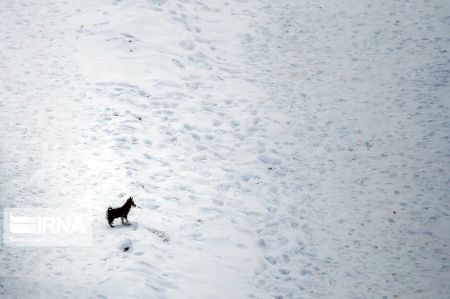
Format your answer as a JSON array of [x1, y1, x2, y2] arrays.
[[127, 196, 136, 208]]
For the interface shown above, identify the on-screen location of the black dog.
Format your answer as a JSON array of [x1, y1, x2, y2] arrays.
[[107, 197, 136, 227]]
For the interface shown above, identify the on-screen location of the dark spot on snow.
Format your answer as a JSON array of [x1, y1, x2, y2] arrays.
[[258, 239, 266, 248], [123, 246, 130, 252], [393, 211, 397, 214]]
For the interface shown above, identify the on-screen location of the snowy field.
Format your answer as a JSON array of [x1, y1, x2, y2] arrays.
[[1, 0, 449, 298]]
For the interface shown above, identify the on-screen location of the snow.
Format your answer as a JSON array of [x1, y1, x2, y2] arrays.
[[1, 0, 449, 298]]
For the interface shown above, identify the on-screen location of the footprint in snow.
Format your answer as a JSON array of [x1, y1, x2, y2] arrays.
[[145, 227, 170, 243], [121, 239, 133, 252]]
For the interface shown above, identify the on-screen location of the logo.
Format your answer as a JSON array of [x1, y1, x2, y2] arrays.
[[3, 208, 93, 247]]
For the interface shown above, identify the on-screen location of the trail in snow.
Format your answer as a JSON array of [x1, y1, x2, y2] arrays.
[[1, 0, 449, 298]]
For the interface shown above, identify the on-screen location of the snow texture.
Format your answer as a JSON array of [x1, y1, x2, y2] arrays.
[[0, 0, 449, 298]]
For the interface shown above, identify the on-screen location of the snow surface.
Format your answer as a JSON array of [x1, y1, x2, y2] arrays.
[[1, 0, 449, 298]]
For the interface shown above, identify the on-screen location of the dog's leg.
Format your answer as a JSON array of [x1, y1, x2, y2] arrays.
[[121, 217, 125, 224], [109, 222, 114, 227]]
